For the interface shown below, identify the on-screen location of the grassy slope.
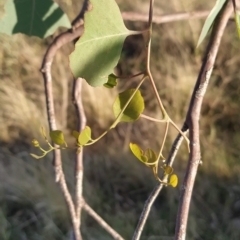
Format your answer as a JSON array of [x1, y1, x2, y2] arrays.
[[0, 0, 240, 239]]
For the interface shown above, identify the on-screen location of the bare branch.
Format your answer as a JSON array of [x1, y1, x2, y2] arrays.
[[40, 5, 85, 240], [82, 199, 125, 240], [72, 78, 87, 227], [41, 26, 83, 182], [122, 10, 210, 24], [132, 1, 233, 239], [175, 2, 233, 239], [132, 184, 164, 240]]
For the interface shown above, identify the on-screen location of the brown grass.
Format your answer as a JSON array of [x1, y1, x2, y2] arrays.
[[1, 0, 240, 239]]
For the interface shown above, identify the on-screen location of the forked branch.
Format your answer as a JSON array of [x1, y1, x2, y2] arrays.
[[174, 1, 233, 239], [132, 1, 233, 240]]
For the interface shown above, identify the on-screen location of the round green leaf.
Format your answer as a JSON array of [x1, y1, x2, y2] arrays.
[[129, 143, 147, 163], [78, 126, 92, 145], [144, 149, 158, 166], [169, 174, 178, 188], [50, 130, 65, 145], [104, 74, 118, 88], [113, 89, 144, 122]]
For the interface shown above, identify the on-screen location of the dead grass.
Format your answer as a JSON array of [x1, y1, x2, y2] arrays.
[[1, 0, 240, 239]]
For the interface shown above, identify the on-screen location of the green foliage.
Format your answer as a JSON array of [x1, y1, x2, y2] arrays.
[[129, 143, 158, 166], [49, 130, 65, 146], [130, 143, 178, 187], [69, 0, 135, 87], [113, 89, 144, 122], [197, 0, 227, 47], [104, 74, 118, 88], [169, 174, 178, 188], [0, 0, 70, 38], [78, 126, 92, 145], [163, 165, 174, 175]]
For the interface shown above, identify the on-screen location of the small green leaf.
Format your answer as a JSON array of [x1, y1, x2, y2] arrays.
[[129, 143, 147, 163], [197, 0, 227, 47], [50, 130, 65, 145], [113, 89, 144, 122], [144, 149, 158, 166], [104, 74, 118, 88], [30, 153, 43, 159], [169, 174, 178, 188], [72, 130, 80, 139], [78, 126, 91, 145], [32, 139, 40, 147], [234, 12, 240, 38], [164, 165, 174, 175]]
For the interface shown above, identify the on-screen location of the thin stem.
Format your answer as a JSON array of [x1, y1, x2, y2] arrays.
[[85, 75, 146, 145], [157, 121, 169, 161], [122, 10, 210, 24], [170, 120, 190, 152], [117, 72, 144, 80], [140, 114, 166, 123], [72, 78, 87, 229], [148, 0, 154, 28], [82, 200, 125, 240], [145, 0, 166, 118]]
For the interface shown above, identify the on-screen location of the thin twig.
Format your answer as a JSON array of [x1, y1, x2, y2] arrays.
[[174, 2, 233, 239], [122, 10, 210, 24], [82, 199, 125, 240], [72, 78, 87, 227]]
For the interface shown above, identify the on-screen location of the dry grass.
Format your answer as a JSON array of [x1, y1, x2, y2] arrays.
[[1, 0, 240, 239]]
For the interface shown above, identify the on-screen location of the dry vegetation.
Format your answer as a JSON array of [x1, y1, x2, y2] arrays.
[[0, 0, 240, 239]]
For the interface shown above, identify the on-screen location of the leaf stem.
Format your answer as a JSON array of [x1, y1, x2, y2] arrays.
[[140, 114, 166, 123], [86, 76, 146, 145], [117, 72, 145, 80], [170, 120, 190, 152]]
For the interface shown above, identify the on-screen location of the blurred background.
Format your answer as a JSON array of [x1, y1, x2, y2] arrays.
[[0, 0, 240, 239]]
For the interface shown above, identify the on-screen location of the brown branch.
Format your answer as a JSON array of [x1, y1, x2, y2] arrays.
[[41, 29, 84, 240], [72, 78, 87, 228], [40, 9, 84, 240], [174, 1, 233, 239], [82, 199, 125, 240], [122, 10, 210, 24], [132, 1, 233, 239]]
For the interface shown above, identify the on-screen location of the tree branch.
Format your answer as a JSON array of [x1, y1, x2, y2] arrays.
[[122, 10, 210, 24], [174, 1, 233, 239], [132, 1, 233, 239], [72, 78, 87, 228], [40, 5, 85, 240], [82, 199, 125, 240]]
